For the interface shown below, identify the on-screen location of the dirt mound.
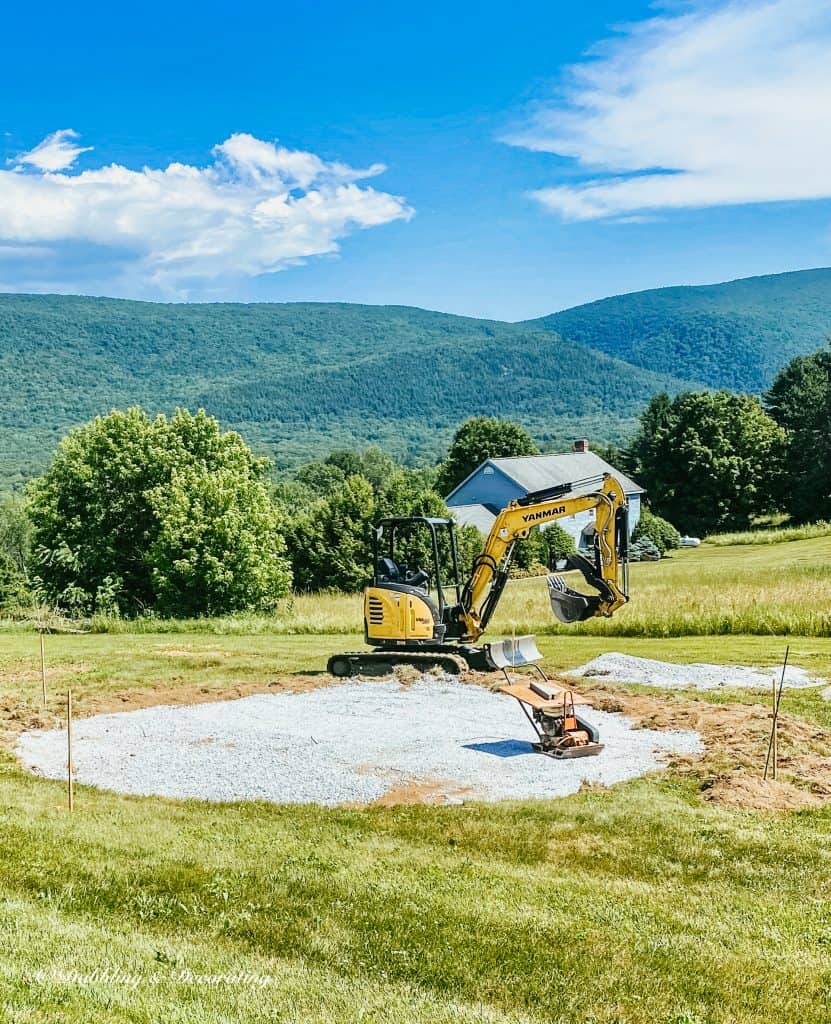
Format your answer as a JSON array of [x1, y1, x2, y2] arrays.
[[577, 678, 831, 811]]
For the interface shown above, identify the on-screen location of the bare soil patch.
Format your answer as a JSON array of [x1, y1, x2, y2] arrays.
[[6, 661, 831, 811], [576, 678, 831, 811]]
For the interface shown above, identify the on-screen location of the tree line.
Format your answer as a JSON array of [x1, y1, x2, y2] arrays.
[[1, 342, 828, 617], [627, 345, 831, 534], [0, 412, 553, 617]]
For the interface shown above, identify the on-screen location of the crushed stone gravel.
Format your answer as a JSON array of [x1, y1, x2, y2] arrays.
[[570, 653, 822, 690], [16, 677, 701, 806]]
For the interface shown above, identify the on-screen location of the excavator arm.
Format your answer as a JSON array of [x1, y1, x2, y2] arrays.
[[455, 473, 629, 642]]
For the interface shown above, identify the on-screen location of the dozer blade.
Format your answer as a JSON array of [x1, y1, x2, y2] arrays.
[[484, 634, 543, 670], [546, 574, 600, 624]]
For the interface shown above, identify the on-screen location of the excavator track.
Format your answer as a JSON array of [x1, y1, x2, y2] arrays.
[[327, 650, 469, 678]]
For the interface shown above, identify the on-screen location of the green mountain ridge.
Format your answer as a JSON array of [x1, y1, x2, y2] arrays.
[[0, 294, 688, 490], [3, 267, 828, 492], [528, 267, 831, 391]]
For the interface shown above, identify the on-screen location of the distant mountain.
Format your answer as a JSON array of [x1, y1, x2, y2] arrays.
[[8, 269, 825, 492], [528, 268, 831, 392], [0, 294, 688, 490]]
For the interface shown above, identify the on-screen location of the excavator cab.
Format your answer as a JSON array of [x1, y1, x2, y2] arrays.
[[349, 517, 465, 657], [370, 516, 462, 611]]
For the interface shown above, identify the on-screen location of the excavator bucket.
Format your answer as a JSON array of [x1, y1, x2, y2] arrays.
[[484, 634, 543, 670], [547, 574, 600, 624]]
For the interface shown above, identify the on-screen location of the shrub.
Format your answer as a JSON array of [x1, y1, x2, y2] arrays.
[[633, 508, 681, 555], [512, 524, 576, 573], [545, 523, 577, 562], [629, 536, 661, 562]]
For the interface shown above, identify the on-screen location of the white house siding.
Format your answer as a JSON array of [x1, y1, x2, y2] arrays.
[[556, 495, 641, 550]]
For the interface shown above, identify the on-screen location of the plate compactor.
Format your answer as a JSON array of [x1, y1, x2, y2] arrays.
[[497, 677, 604, 758]]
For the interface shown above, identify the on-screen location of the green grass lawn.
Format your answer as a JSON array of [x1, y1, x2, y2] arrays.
[[3, 761, 831, 1022], [3, 536, 831, 1021]]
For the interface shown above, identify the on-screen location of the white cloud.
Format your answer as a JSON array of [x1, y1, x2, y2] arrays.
[[14, 129, 93, 172], [0, 131, 412, 292], [508, 0, 831, 220]]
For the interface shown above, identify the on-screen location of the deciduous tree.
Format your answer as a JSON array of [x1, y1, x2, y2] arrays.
[[28, 408, 291, 615], [628, 391, 785, 534], [436, 417, 539, 495], [765, 347, 831, 523]]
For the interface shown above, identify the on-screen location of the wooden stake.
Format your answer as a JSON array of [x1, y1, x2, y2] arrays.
[[764, 646, 789, 781], [39, 632, 47, 708], [67, 689, 74, 812]]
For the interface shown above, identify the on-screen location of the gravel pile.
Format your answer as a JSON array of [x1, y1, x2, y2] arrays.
[[16, 678, 701, 806], [570, 653, 821, 690]]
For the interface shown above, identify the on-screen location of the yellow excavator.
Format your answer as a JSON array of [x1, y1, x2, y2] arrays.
[[327, 475, 626, 757], [328, 472, 628, 670], [327, 473, 630, 757]]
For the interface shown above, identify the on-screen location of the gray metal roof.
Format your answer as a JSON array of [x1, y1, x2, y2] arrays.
[[486, 452, 643, 496], [449, 503, 497, 534]]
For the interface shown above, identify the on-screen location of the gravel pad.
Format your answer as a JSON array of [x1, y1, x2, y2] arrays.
[[17, 678, 702, 805], [570, 653, 822, 690]]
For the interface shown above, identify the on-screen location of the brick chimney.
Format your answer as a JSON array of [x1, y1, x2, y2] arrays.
[[573, 439, 590, 453]]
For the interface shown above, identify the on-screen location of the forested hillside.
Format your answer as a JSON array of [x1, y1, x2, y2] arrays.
[[529, 268, 831, 391], [0, 294, 687, 490], [8, 268, 825, 492]]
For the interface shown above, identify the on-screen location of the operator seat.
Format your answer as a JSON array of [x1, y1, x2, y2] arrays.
[[376, 557, 400, 582], [404, 567, 430, 589]]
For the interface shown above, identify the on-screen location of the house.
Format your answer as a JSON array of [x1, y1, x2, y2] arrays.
[[445, 440, 643, 551]]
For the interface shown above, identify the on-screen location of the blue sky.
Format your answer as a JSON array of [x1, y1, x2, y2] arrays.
[[3, 0, 831, 319]]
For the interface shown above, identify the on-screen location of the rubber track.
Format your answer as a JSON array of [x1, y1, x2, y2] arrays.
[[328, 650, 469, 677]]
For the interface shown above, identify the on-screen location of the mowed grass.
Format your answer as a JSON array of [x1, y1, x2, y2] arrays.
[[3, 535, 831, 1021], [3, 759, 831, 1023], [4, 630, 831, 718]]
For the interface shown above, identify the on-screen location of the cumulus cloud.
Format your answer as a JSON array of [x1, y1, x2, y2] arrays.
[[508, 0, 831, 220], [1, 131, 412, 292]]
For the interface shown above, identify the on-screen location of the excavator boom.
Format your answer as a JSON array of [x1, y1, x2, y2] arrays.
[[455, 473, 629, 642]]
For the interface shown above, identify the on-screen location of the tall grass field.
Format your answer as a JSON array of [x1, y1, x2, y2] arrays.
[[9, 532, 830, 639]]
